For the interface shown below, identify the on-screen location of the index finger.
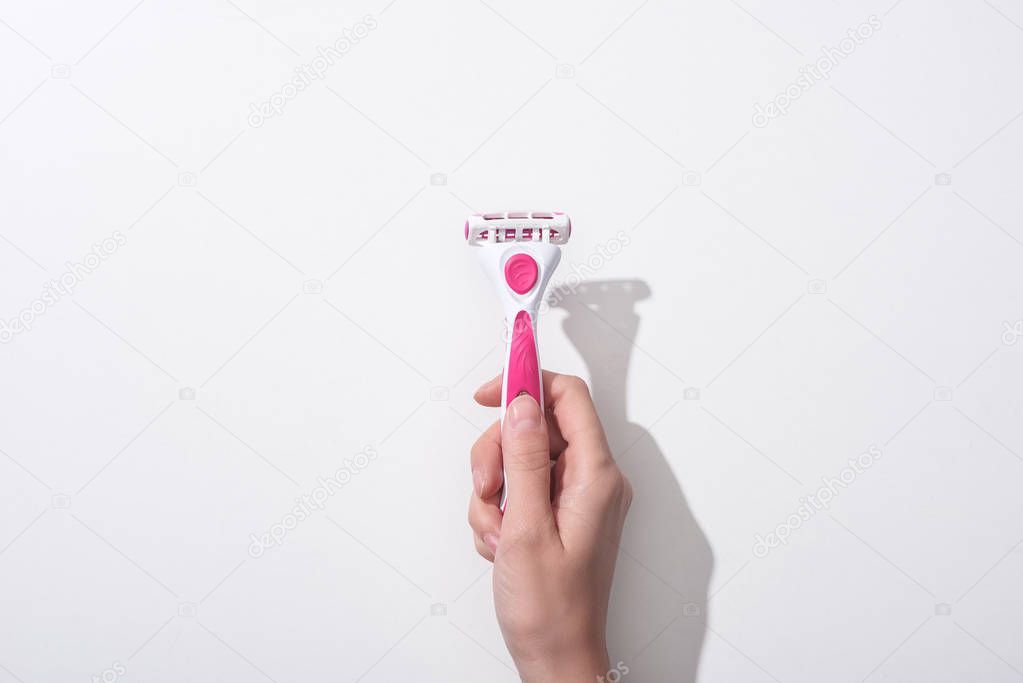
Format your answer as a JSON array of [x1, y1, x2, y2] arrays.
[[474, 370, 610, 463]]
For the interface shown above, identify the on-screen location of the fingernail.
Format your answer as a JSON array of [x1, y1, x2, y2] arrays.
[[506, 394, 541, 431], [483, 532, 499, 553], [473, 469, 485, 497]]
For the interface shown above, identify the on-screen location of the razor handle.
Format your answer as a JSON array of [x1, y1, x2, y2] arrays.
[[498, 308, 544, 511], [472, 239, 563, 512], [504, 310, 543, 410], [497, 250, 558, 511]]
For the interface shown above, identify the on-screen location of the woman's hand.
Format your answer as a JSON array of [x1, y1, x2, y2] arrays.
[[468, 371, 632, 683]]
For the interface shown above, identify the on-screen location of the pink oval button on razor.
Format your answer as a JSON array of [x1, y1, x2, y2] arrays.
[[504, 253, 538, 294]]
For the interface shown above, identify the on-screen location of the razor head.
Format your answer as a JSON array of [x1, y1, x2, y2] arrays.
[[465, 211, 571, 245]]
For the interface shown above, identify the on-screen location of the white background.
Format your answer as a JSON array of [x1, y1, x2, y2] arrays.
[[2, 1, 1022, 681]]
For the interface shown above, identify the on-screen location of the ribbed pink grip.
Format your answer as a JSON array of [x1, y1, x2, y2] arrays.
[[505, 310, 540, 407]]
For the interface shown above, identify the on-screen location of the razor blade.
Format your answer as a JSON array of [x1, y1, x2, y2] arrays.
[[465, 211, 571, 245]]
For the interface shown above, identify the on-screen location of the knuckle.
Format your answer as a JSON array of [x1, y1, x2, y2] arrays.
[[504, 519, 550, 549], [609, 470, 626, 498], [473, 535, 494, 562], [562, 374, 590, 396], [504, 446, 550, 473], [595, 466, 631, 505]]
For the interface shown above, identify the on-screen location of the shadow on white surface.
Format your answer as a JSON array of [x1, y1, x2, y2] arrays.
[[552, 280, 714, 682]]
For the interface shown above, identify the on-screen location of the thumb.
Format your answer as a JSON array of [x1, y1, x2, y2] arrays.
[[502, 394, 554, 531]]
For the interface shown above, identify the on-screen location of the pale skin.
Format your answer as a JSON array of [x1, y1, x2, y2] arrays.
[[469, 371, 633, 683]]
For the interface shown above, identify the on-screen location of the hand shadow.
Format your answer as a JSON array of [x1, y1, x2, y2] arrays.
[[549, 280, 713, 682]]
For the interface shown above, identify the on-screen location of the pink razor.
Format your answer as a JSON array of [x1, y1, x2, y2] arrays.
[[465, 211, 571, 510]]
